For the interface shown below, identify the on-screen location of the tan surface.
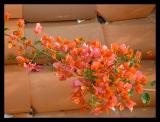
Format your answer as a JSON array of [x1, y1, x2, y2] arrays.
[[4, 4, 22, 18], [119, 107, 155, 118], [10, 107, 155, 118], [22, 4, 96, 22], [4, 65, 31, 114], [102, 15, 156, 59], [96, 4, 155, 21], [12, 107, 155, 118], [25, 19, 105, 44]]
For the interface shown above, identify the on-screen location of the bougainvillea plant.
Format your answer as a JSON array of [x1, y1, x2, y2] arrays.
[[4, 12, 152, 115]]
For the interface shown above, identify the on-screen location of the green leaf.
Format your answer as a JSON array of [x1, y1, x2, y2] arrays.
[[88, 94, 98, 108], [56, 51, 65, 60], [124, 79, 131, 83], [88, 76, 98, 82], [122, 55, 128, 62], [84, 69, 96, 76], [4, 27, 8, 31], [150, 80, 156, 86], [34, 40, 41, 45], [109, 75, 115, 82], [129, 60, 135, 67], [7, 55, 16, 61], [128, 88, 134, 97], [141, 92, 150, 104], [84, 69, 97, 83], [21, 37, 27, 40], [114, 68, 119, 74]]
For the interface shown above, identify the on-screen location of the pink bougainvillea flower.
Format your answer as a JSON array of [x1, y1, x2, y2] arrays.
[[72, 79, 82, 88], [34, 23, 42, 35], [126, 100, 136, 112], [108, 54, 116, 66], [24, 62, 42, 72], [17, 19, 25, 28], [53, 62, 63, 69], [91, 48, 101, 58], [53, 42, 61, 50], [58, 74, 66, 80], [81, 47, 90, 58], [95, 87, 106, 94], [102, 45, 108, 50], [124, 82, 132, 92], [62, 45, 69, 53], [9, 34, 18, 41]]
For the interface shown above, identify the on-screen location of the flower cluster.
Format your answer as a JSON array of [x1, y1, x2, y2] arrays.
[[4, 13, 151, 115]]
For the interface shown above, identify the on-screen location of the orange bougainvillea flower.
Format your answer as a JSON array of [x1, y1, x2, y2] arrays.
[[75, 38, 81, 44], [119, 44, 128, 54], [17, 19, 25, 28], [13, 30, 24, 38], [127, 48, 134, 59], [4, 12, 9, 22], [8, 41, 13, 48], [41, 35, 53, 45], [65, 55, 75, 66], [68, 41, 76, 49], [126, 100, 136, 112], [140, 75, 148, 85], [135, 71, 148, 84], [111, 43, 119, 52], [56, 36, 62, 43], [16, 56, 27, 63], [91, 61, 101, 70], [31, 49, 36, 54], [129, 67, 137, 74], [74, 97, 81, 104], [63, 38, 70, 44], [135, 84, 143, 94], [135, 51, 142, 60], [117, 103, 125, 111], [124, 71, 134, 80], [24, 39, 32, 47]]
